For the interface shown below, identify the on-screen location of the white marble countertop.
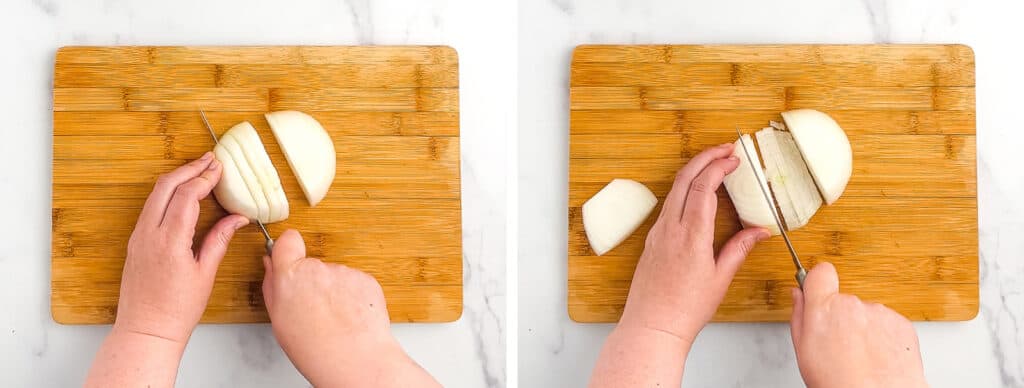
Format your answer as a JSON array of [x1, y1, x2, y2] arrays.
[[519, 0, 1023, 387], [0, 0, 508, 387], [3, 0, 1024, 386]]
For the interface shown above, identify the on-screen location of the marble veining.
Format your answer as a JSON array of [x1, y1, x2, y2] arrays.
[[861, 0, 892, 43], [343, 0, 375, 45], [31, 0, 57, 17], [979, 222, 1024, 386], [234, 325, 279, 370]]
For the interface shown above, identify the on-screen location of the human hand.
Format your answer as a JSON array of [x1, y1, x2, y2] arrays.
[[115, 152, 249, 344], [619, 143, 770, 344], [262, 230, 440, 387], [790, 263, 927, 388]]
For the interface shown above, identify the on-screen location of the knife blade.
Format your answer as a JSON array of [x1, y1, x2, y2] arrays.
[[200, 110, 275, 256], [735, 126, 806, 288]]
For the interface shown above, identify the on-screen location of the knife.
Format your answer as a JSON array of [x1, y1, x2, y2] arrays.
[[200, 110, 275, 256], [735, 126, 807, 288]]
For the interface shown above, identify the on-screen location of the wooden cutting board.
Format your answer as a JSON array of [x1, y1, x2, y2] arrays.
[[51, 46, 461, 324], [568, 44, 977, 322]]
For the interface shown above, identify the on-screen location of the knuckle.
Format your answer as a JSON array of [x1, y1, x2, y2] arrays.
[[690, 177, 710, 193], [693, 146, 720, 162], [216, 229, 233, 246], [355, 269, 373, 283], [674, 167, 690, 181], [837, 294, 860, 306], [154, 173, 176, 189], [307, 257, 325, 267], [738, 238, 756, 256], [643, 230, 658, 248], [175, 182, 204, 199], [364, 274, 384, 293]]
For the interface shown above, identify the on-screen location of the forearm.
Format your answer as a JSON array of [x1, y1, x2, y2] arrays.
[[588, 323, 692, 388], [84, 326, 186, 388]]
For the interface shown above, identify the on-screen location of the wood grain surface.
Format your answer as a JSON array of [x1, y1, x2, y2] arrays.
[[51, 46, 462, 324], [568, 44, 977, 322]]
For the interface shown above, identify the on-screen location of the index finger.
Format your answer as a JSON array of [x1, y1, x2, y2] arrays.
[[161, 159, 223, 239], [659, 143, 735, 222], [679, 156, 740, 241], [802, 262, 840, 306], [136, 152, 215, 228]]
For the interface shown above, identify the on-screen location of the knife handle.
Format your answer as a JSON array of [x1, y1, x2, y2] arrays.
[[264, 238, 275, 257], [795, 268, 807, 290]]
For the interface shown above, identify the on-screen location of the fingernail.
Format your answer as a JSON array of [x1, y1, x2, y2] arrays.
[[207, 158, 220, 170], [790, 288, 799, 300], [200, 152, 213, 161], [728, 156, 740, 162], [720, 143, 733, 148], [757, 230, 771, 241], [234, 218, 250, 230]]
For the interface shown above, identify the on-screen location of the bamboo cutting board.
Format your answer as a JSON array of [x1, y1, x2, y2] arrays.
[[568, 44, 977, 322], [52, 46, 461, 324]]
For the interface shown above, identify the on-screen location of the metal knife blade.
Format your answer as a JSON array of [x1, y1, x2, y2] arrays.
[[200, 110, 275, 255], [734, 126, 806, 288]]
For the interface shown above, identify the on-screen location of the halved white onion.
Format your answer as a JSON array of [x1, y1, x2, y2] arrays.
[[265, 111, 336, 207], [725, 109, 852, 234]]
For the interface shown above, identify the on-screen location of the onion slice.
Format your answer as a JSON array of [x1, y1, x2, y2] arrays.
[[756, 127, 822, 231], [212, 146, 260, 221], [227, 122, 289, 223], [218, 134, 270, 222], [722, 134, 781, 235]]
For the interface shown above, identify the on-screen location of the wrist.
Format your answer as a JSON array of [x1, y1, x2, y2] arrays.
[[614, 320, 695, 354], [114, 304, 196, 345], [113, 316, 193, 345], [618, 306, 701, 346], [108, 324, 188, 356], [300, 334, 412, 387]]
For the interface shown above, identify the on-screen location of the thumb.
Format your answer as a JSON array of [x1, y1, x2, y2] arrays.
[[261, 255, 275, 309], [271, 229, 306, 273], [790, 287, 805, 349], [197, 214, 248, 276], [803, 262, 840, 306], [715, 227, 770, 283]]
